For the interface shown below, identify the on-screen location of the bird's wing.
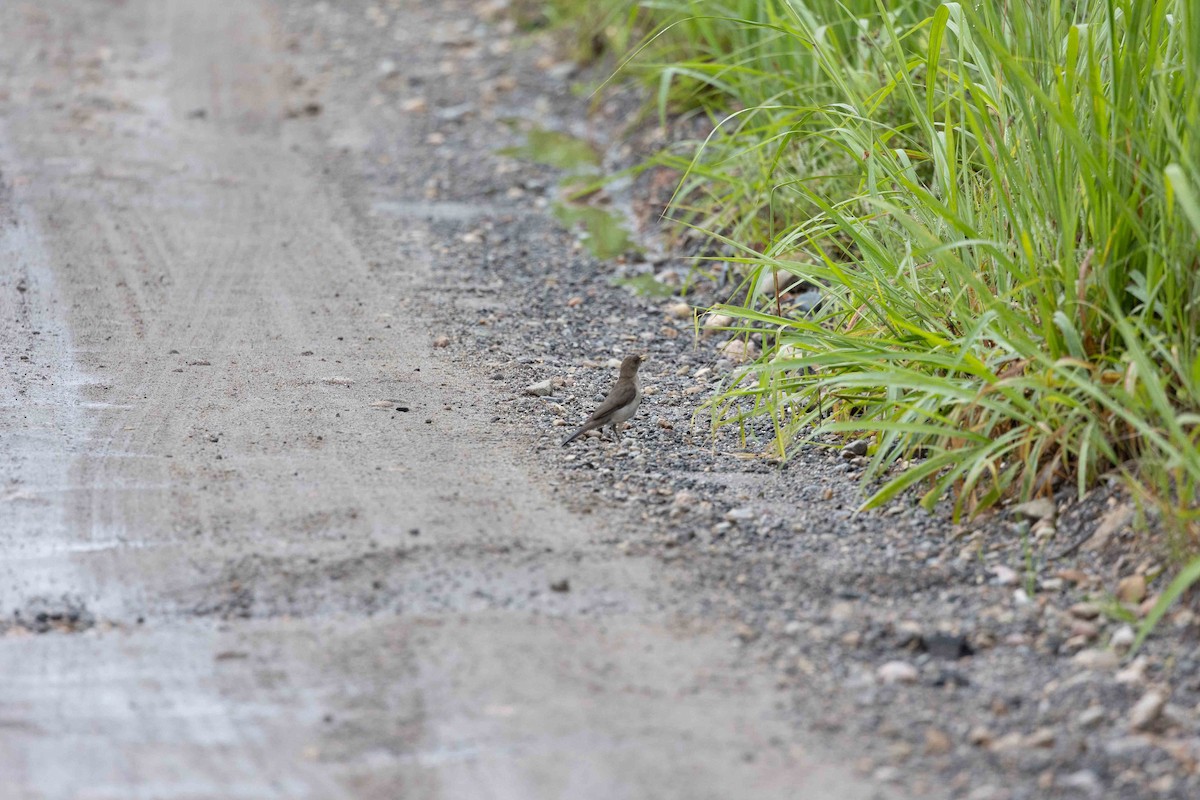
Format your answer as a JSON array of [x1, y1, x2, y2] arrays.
[[588, 380, 637, 422]]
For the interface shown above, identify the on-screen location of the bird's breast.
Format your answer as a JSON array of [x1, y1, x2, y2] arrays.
[[610, 382, 642, 424]]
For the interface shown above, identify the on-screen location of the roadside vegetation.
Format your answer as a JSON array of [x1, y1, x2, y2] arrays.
[[534, 0, 1200, 577]]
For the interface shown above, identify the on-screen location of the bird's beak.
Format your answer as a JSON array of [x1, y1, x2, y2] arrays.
[[638, 354, 649, 363]]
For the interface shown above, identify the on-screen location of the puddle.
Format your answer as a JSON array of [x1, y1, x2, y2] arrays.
[[552, 202, 639, 261], [498, 127, 599, 171], [499, 126, 642, 260]]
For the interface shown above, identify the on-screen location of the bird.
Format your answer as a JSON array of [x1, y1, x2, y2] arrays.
[[561, 354, 647, 446]]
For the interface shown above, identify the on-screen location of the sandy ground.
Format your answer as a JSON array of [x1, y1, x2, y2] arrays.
[[0, 1, 892, 798]]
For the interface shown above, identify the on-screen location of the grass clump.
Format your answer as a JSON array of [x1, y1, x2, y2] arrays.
[[560, 0, 1200, 537]]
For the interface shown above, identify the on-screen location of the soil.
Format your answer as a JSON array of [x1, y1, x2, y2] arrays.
[[1, 1, 1198, 799]]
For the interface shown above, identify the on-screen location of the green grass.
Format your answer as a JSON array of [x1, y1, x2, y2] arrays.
[[544, 0, 1200, 624], [560, 2, 1199, 503]]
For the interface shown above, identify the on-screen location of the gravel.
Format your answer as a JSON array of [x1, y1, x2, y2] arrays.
[[275, 1, 1200, 797]]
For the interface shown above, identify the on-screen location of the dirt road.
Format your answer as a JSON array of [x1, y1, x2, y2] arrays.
[[0, 1, 886, 797]]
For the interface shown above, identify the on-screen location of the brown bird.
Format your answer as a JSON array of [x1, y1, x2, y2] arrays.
[[561, 354, 647, 446]]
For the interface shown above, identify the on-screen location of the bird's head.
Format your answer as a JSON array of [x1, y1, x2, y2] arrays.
[[619, 353, 647, 378]]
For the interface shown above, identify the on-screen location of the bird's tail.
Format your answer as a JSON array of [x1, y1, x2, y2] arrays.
[[561, 424, 590, 447]]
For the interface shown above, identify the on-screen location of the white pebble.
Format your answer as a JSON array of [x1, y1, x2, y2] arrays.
[[525, 379, 553, 396], [1128, 690, 1166, 731], [1109, 624, 1136, 652], [876, 661, 919, 685]]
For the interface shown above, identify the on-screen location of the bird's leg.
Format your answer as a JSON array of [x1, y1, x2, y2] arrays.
[[613, 424, 622, 443]]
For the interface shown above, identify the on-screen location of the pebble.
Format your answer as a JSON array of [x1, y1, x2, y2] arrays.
[[989, 731, 1025, 752], [1116, 574, 1146, 604], [1085, 502, 1133, 551], [1062, 634, 1091, 653], [701, 313, 733, 333], [1025, 728, 1056, 748], [828, 601, 856, 622], [1031, 520, 1056, 539], [1115, 656, 1149, 685], [925, 632, 973, 660], [1056, 769, 1103, 798], [735, 623, 758, 643], [1110, 624, 1136, 652], [525, 379, 553, 396], [924, 727, 953, 755], [1068, 602, 1102, 620], [724, 507, 755, 523], [1072, 649, 1120, 671], [1128, 689, 1166, 731], [1012, 498, 1056, 520], [968, 726, 993, 746], [717, 338, 756, 362], [670, 490, 698, 513], [667, 302, 691, 319], [1103, 735, 1153, 757], [654, 269, 681, 286], [1056, 568, 1090, 585], [841, 439, 869, 458], [1163, 706, 1193, 734], [1160, 736, 1200, 767], [1148, 775, 1175, 794], [432, 334, 451, 348], [990, 565, 1019, 586], [1076, 706, 1107, 729], [872, 766, 901, 783], [876, 661, 919, 684]]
